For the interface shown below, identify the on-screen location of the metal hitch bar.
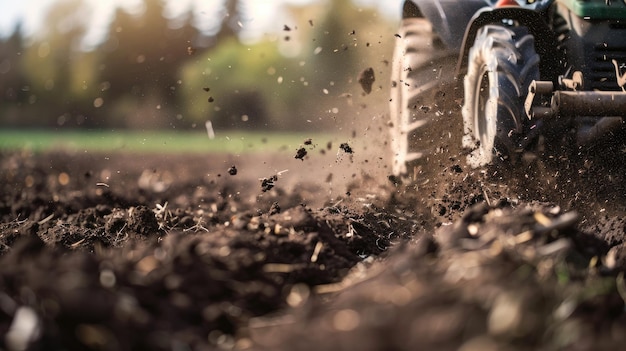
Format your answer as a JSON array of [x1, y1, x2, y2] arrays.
[[525, 81, 626, 119], [524, 73, 626, 145]]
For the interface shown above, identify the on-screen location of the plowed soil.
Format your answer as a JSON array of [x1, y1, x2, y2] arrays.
[[1, 127, 626, 350]]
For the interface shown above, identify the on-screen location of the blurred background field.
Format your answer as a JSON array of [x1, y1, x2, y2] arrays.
[[0, 0, 401, 143]]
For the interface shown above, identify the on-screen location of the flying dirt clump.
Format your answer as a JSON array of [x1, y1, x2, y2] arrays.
[[336, 142, 355, 163], [357, 67, 375, 94], [295, 148, 307, 161], [339, 143, 353, 154], [260, 175, 278, 192], [296, 138, 316, 160]]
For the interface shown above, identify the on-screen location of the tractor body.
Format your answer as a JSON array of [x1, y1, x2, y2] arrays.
[[391, 0, 626, 174]]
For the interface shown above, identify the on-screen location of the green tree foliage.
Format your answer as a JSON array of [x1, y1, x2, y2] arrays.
[[308, 0, 360, 90], [20, 0, 96, 127], [286, 0, 396, 130], [216, 0, 243, 42], [179, 0, 396, 131], [0, 22, 28, 123], [0, 0, 396, 131], [98, 0, 201, 128], [180, 37, 304, 130]]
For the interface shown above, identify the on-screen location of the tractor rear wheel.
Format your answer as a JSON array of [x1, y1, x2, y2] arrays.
[[462, 25, 540, 168], [389, 17, 458, 178]]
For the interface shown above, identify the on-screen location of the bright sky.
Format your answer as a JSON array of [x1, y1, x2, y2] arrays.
[[0, 0, 401, 48]]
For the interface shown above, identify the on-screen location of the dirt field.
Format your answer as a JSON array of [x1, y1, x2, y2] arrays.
[[1, 125, 626, 350]]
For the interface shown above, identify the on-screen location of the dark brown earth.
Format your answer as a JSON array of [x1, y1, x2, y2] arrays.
[[1, 125, 626, 350]]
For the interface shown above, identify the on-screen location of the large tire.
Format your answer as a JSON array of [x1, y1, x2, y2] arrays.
[[462, 25, 540, 168], [390, 17, 458, 178]]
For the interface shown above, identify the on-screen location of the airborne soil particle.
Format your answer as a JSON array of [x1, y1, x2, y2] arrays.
[[358, 67, 376, 94], [339, 142, 353, 154], [260, 174, 278, 192], [228, 165, 238, 175], [294, 147, 307, 161]]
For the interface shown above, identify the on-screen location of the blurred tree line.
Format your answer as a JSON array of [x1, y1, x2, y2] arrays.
[[0, 0, 396, 131]]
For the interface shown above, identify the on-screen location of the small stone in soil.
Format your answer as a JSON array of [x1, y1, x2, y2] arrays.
[[304, 138, 313, 145], [270, 202, 281, 215], [295, 148, 307, 161], [228, 165, 237, 176]]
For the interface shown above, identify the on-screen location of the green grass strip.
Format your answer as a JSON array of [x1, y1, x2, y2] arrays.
[[0, 129, 339, 154]]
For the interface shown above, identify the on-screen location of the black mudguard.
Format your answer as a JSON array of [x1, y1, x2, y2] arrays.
[[457, 7, 564, 81], [404, 0, 488, 51], [405, 1, 563, 82]]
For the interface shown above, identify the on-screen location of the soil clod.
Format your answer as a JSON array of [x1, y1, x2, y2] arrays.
[[260, 175, 278, 192], [295, 148, 307, 161], [339, 143, 353, 154], [357, 67, 376, 94]]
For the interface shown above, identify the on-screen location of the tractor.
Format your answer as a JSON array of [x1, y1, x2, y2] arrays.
[[390, 0, 626, 176]]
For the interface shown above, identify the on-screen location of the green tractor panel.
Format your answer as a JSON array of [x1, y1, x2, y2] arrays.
[[390, 0, 626, 176]]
